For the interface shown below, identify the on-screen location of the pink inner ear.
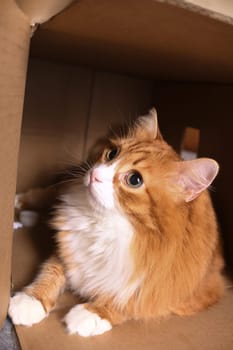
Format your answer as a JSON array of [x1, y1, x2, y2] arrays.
[[176, 158, 219, 202], [135, 108, 159, 140]]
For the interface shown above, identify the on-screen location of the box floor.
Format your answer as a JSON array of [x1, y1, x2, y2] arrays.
[[12, 228, 233, 350]]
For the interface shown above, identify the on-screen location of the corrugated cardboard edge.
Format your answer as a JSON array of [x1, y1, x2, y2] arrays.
[[15, 0, 76, 25], [0, 0, 31, 328], [157, 0, 233, 24], [185, 0, 233, 20]]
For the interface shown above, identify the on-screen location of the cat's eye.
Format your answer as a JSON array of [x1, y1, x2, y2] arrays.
[[125, 171, 143, 188], [105, 147, 119, 161]]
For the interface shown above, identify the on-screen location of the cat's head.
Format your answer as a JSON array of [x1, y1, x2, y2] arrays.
[[84, 109, 219, 214]]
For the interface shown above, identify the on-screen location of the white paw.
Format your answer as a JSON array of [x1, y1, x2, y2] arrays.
[[63, 304, 112, 337], [15, 193, 24, 209], [8, 292, 47, 326]]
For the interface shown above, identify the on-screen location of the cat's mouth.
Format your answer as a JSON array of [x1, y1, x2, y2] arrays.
[[84, 168, 115, 209]]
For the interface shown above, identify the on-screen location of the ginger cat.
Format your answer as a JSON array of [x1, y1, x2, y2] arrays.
[[9, 109, 224, 336]]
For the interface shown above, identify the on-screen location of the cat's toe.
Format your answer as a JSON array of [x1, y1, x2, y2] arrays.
[[8, 292, 47, 326], [63, 304, 112, 337], [15, 193, 25, 209]]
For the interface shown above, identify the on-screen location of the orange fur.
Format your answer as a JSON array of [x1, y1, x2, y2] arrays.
[[79, 130, 224, 324], [24, 256, 66, 313]]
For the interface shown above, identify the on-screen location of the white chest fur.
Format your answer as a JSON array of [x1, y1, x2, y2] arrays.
[[57, 188, 140, 305]]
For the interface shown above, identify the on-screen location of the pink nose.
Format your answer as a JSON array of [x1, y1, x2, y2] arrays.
[[90, 168, 103, 183]]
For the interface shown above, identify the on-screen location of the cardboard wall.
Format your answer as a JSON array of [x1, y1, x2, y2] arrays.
[[0, 0, 30, 327], [17, 59, 93, 191]]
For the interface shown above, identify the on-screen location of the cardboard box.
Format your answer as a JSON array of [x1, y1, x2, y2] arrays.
[[1, 0, 233, 349]]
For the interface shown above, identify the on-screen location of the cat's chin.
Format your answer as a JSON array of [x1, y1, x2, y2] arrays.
[[83, 171, 115, 210], [85, 182, 115, 211]]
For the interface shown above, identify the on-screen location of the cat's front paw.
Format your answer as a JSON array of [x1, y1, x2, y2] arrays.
[[8, 292, 47, 326], [63, 304, 112, 337]]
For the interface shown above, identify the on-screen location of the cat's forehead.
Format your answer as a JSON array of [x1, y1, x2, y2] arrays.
[[112, 136, 152, 152], [106, 136, 179, 175], [111, 137, 171, 160], [106, 138, 157, 171]]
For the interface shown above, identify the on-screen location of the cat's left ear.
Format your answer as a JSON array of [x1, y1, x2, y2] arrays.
[[135, 108, 163, 140], [173, 158, 219, 202]]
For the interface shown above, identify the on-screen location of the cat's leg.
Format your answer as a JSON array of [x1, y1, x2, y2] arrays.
[[15, 187, 57, 210], [63, 300, 128, 337], [8, 256, 66, 326]]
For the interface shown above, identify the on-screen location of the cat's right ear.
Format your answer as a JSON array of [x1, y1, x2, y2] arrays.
[[134, 108, 163, 140], [172, 158, 219, 202]]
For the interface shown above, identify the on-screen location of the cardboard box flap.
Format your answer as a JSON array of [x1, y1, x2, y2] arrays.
[[0, 0, 31, 328], [185, 0, 233, 20], [15, 0, 75, 25], [30, 0, 233, 82]]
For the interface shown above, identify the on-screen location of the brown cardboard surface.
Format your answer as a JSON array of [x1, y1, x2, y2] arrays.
[[0, 0, 30, 327], [85, 72, 154, 155], [17, 59, 93, 192], [30, 0, 233, 82]]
